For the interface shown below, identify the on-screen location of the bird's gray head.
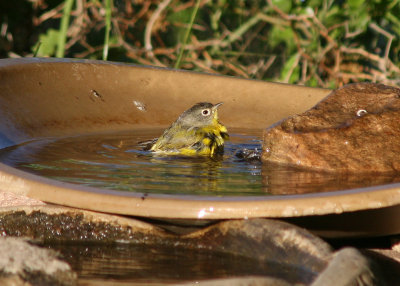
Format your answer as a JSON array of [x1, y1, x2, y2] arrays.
[[177, 102, 223, 127]]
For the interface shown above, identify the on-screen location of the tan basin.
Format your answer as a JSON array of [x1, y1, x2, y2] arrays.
[[0, 57, 400, 237]]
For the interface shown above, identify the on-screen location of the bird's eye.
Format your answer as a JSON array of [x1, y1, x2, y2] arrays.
[[201, 109, 210, 116]]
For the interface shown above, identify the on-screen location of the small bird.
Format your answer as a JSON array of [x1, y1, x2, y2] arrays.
[[148, 102, 229, 156]]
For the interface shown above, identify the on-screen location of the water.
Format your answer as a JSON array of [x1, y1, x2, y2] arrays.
[[0, 128, 399, 196], [45, 242, 316, 285], [0, 128, 263, 196]]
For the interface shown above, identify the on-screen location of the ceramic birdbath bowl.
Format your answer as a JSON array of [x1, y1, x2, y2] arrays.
[[0, 57, 400, 238]]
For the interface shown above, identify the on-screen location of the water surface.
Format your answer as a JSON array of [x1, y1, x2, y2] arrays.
[[46, 242, 316, 285], [0, 128, 399, 196]]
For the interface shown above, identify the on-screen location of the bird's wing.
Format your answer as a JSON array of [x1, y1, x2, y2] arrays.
[[151, 128, 201, 151]]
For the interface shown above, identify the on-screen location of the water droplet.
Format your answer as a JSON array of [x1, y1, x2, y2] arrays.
[[133, 100, 147, 112], [197, 209, 206, 218], [356, 109, 367, 117]]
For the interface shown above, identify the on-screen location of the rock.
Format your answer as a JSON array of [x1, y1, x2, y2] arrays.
[[364, 248, 400, 286], [181, 218, 333, 284], [177, 276, 292, 286], [0, 237, 76, 286], [311, 248, 385, 286], [0, 208, 390, 285], [392, 237, 400, 253], [1, 207, 333, 285], [0, 191, 45, 207], [0, 205, 171, 243], [262, 83, 400, 172]]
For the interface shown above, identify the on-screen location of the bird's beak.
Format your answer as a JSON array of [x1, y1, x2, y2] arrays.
[[212, 102, 222, 119], [212, 102, 223, 110]]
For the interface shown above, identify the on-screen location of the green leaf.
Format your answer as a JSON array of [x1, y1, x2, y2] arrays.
[[269, 26, 296, 53], [303, 0, 324, 9], [108, 35, 119, 45], [386, 12, 400, 35], [167, 6, 196, 44], [280, 53, 300, 83], [31, 29, 60, 57], [327, 80, 337, 89], [322, 5, 342, 27], [272, 0, 292, 13], [348, 8, 369, 31], [307, 76, 319, 87], [348, 0, 365, 9], [168, 7, 192, 23]]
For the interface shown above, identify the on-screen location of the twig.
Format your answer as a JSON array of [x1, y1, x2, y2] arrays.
[[34, 2, 64, 25], [291, 27, 313, 62], [344, 22, 364, 38], [121, 1, 151, 26], [192, 60, 219, 74], [239, 21, 266, 55], [256, 13, 289, 26], [144, 0, 171, 52], [310, 14, 336, 46], [340, 46, 400, 74], [301, 58, 308, 84], [225, 61, 249, 78], [65, 0, 84, 50], [337, 72, 376, 81], [262, 55, 276, 74], [267, 0, 313, 22], [221, 13, 261, 47], [368, 22, 395, 73]]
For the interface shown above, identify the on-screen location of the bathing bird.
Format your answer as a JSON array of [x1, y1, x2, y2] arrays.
[[147, 102, 229, 156]]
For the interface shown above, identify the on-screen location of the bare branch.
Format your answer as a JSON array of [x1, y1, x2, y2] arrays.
[[144, 0, 172, 52]]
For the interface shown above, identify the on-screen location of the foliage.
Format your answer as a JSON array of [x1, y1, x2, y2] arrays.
[[0, 0, 399, 88]]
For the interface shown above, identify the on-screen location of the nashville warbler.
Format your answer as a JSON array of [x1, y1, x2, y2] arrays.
[[148, 102, 229, 156]]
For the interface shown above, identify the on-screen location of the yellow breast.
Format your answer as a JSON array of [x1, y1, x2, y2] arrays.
[[150, 120, 229, 156]]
